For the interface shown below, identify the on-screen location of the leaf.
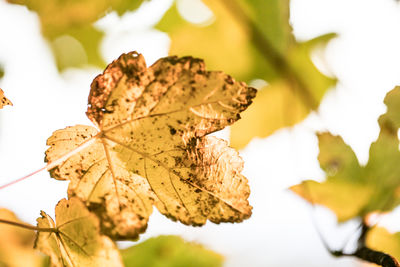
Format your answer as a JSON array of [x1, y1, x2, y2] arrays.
[[0, 208, 44, 267], [291, 86, 400, 221], [121, 235, 224, 267], [366, 227, 400, 263], [45, 52, 255, 240], [6, 0, 145, 70], [157, 0, 337, 148], [0, 88, 12, 109], [35, 198, 123, 267]]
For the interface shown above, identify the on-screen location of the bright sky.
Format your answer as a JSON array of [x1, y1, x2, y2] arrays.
[[1, 0, 400, 266]]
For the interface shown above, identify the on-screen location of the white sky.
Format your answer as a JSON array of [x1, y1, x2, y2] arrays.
[[1, 0, 400, 266]]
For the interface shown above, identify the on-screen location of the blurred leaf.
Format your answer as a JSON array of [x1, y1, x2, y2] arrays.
[[45, 52, 254, 240], [0, 208, 44, 267], [0, 66, 4, 79], [366, 227, 400, 263], [35, 198, 123, 267], [6, 0, 145, 71], [291, 87, 400, 221], [157, 0, 337, 148], [0, 88, 12, 109], [121, 235, 223, 267]]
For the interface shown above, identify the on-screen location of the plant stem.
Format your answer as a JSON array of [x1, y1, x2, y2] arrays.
[[220, 0, 318, 109], [0, 218, 57, 233]]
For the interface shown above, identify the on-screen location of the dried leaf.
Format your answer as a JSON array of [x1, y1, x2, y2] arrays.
[[6, 0, 145, 70], [45, 52, 255, 240], [121, 235, 224, 267], [35, 198, 123, 267], [0, 209, 44, 267], [0, 88, 12, 109], [157, 0, 336, 148], [291, 87, 400, 221]]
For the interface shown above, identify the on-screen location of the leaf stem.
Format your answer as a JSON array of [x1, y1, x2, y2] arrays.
[[0, 134, 98, 190], [219, 0, 318, 109], [0, 218, 57, 233]]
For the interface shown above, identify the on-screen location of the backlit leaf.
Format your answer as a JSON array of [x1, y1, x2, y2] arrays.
[[35, 198, 123, 267], [6, 0, 145, 70], [366, 227, 400, 263], [0, 208, 44, 267], [121, 235, 223, 267], [157, 0, 336, 148], [45, 52, 254, 240], [291, 86, 400, 221], [0, 88, 12, 109]]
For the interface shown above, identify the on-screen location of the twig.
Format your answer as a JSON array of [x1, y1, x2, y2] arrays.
[[220, 0, 318, 109], [0, 218, 57, 233]]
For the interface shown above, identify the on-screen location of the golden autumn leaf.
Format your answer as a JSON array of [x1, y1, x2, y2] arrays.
[[0, 88, 12, 109], [0, 209, 44, 267], [35, 198, 123, 267], [6, 0, 145, 70], [45, 51, 255, 240]]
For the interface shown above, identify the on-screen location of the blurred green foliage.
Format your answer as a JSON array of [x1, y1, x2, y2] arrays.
[[121, 236, 224, 267]]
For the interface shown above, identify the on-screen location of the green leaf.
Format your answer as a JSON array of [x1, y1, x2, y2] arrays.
[[291, 87, 400, 221], [6, 0, 145, 71], [121, 235, 223, 267], [157, 0, 337, 148]]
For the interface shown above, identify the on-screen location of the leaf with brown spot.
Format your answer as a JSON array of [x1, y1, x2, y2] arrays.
[[45, 52, 255, 240], [0, 88, 12, 109], [0, 208, 44, 267], [35, 198, 123, 267]]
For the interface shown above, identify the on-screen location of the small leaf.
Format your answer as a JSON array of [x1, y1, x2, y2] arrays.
[[35, 198, 123, 267], [291, 86, 400, 221], [121, 235, 224, 267], [0, 88, 12, 109], [0, 208, 44, 267], [45, 52, 254, 240], [366, 227, 400, 263]]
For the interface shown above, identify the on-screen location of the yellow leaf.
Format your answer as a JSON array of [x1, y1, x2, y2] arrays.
[[366, 227, 400, 263], [230, 81, 309, 148], [0, 88, 12, 109], [6, 0, 145, 70], [0, 209, 44, 267], [35, 198, 123, 267], [45, 52, 255, 240]]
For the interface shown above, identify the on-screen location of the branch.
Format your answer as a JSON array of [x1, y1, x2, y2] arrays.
[[220, 0, 318, 109]]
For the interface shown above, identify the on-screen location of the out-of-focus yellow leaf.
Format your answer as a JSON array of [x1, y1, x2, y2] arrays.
[[157, 0, 337, 148], [35, 198, 123, 267], [366, 227, 400, 263], [291, 87, 400, 222], [0, 88, 12, 109], [121, 235, 224, 267], [45, 52, 255, 240], [230, 81, 309, 149], [0, 208, 44, 267], [6, 0, 145, 70]]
